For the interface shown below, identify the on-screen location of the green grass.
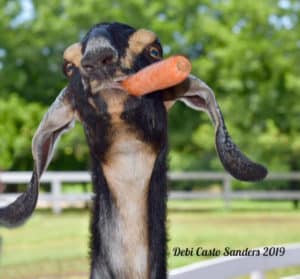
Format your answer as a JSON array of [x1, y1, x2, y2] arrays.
[[0, 200, 300, 278]]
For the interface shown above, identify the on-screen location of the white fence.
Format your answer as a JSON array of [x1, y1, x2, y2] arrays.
[[169, 243, 300, 279], [1, 171, 300, 213], [1, 172, 300, 278]]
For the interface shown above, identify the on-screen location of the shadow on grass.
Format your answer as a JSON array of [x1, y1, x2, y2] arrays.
[[35, 207, 90, 214], [29, 200, 300, 215], [168, 200, 300, 214]]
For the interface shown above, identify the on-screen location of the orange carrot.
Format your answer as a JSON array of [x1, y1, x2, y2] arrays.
[[121, 55, 191, 96]]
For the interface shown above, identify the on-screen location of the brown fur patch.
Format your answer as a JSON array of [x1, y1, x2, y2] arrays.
[[128, 29, 157, 53], [63, 43, 82, 67], [102, 120, 157, 279], [121, 29, 157, 69], [98, 88, 128, 123], [164, 100, 176, 111], [90, 80, 101, 94]]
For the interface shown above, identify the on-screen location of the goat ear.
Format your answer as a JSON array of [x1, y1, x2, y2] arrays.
[[32, 88, 75, 175], [63, 43, 82, 78], [0, 88, 75, 227], [164, 75, 267, 182]]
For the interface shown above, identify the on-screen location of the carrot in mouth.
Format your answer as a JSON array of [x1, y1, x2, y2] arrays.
[[121, 55, 192, 96]]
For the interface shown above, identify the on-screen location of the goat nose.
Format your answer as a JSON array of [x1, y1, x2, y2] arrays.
[[81, 48, 117, 73]]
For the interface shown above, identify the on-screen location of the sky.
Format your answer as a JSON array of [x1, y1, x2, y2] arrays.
[[11, 0, 34, 27]]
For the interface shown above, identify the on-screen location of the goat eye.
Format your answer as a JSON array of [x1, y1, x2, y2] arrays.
[[66, 63, 73, 73], [63, 61, 74, 77], [149, 46, 161, 59]]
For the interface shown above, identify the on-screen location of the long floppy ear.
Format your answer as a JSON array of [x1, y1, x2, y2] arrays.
[[164, 75, 267, 182], [0, 88, 75, 227]]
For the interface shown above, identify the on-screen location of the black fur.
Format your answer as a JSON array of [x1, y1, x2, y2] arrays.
[[121, 92, 167, 148], [89, 161, 116, 278], [70, 70, 112, 162], [148, 144, 168, 278], [70, 69, 119, 277]]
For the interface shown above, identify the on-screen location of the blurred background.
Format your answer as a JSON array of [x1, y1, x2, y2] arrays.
[[0, 0, 300, 278]]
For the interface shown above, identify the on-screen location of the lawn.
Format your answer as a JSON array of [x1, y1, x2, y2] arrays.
[[0, 200, 300, 279]]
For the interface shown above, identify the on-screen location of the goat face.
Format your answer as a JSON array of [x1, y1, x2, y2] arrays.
[[64, 23, 163, 94], [63, 23, 168, 167], [0, 22, 268, 228], [81, 23, 162, 77]]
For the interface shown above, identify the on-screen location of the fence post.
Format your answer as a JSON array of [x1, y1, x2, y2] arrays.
[[223, 175, 232, 209], [250, 271, 265, 279], [51, 179, 62, 214]]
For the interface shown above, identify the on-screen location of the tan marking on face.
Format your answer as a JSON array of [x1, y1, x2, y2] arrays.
[[164, 100, 176, 111], [90, 80, 101, 94], [102, 123, 157, 279], [128, 29, 157, 53], [121, 29, 157, 69], [99, 88, 128, 123], [63, 43, 82, 67]]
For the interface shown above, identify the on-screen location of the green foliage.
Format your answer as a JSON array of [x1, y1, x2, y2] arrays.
[[0, 95, 43, 169], [0, 95, 88, 170], [0, 0, 299, 180]]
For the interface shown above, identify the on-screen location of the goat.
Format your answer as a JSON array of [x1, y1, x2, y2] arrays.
[[0, 22, 267, 279]]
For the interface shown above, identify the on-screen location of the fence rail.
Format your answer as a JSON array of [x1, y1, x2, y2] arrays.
[[1, 171, 300, 213], [169, 243, 300, 279]]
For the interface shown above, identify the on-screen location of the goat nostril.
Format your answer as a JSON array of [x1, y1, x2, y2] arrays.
[[81, 49, 117, 72], [101, 54, 114, 65]]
